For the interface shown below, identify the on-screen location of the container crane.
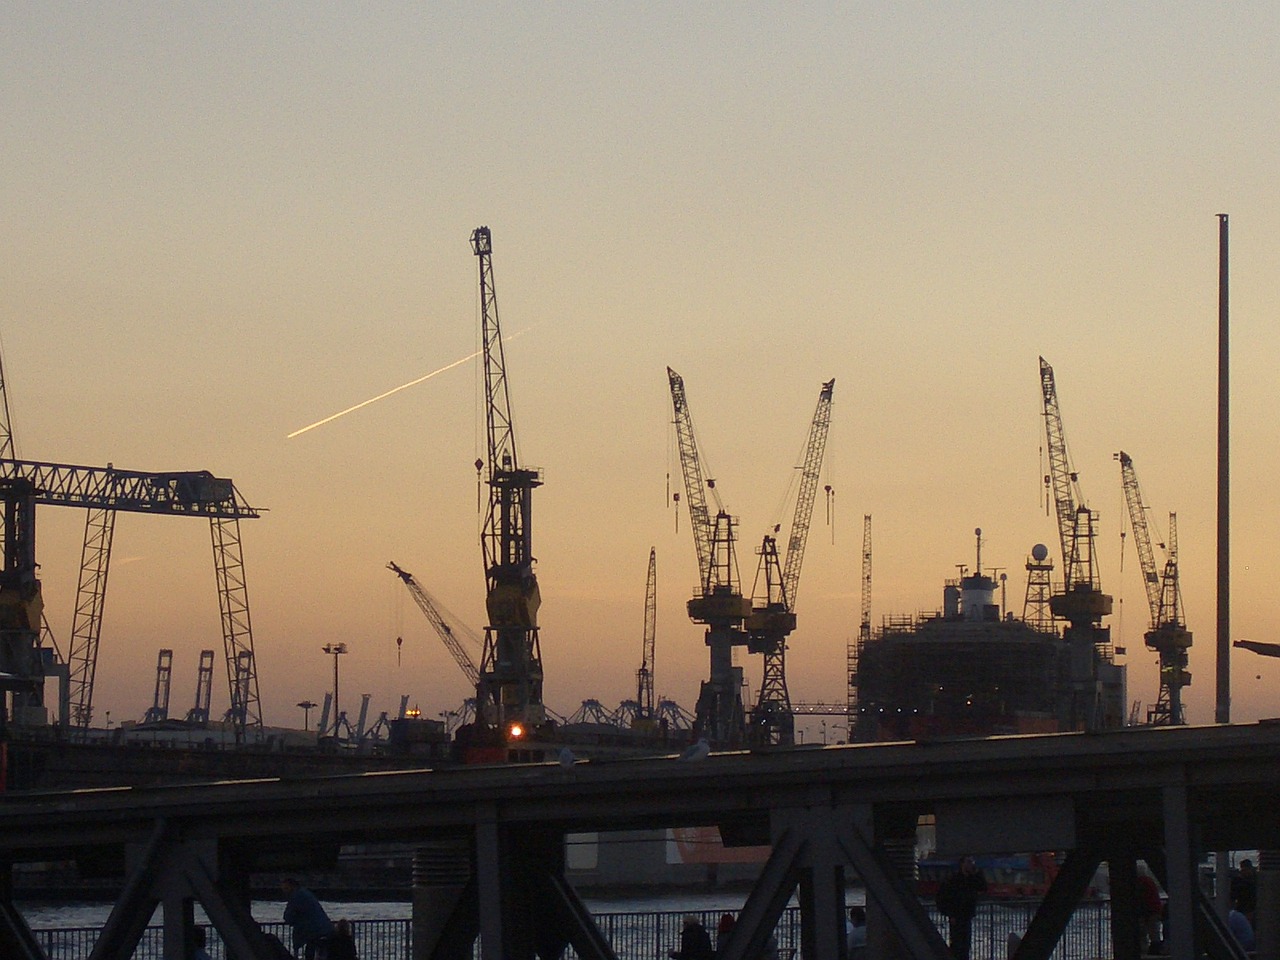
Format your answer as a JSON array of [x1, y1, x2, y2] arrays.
[[387, 561, 481, 685], [745, 377, 835, 746], [186, 649, 215, 725], [1116, 451, 1191, 725], [667, 366, 752, 747], [471, 226, 546, 742], [1038, 357, 1123, 730], [142, 649, 173, 723], [633, 547, 657, 727]]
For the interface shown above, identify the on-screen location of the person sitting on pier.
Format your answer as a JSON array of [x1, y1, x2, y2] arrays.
[[669, 914, 714, 960], [281, 877, 335, 960], [191, 926, 212, 960], [847, 906, 868, 959], [327, 918, 358, 960]]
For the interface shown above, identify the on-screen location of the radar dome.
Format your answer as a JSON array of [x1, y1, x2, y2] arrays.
[[1032, 543, 1049, 561]]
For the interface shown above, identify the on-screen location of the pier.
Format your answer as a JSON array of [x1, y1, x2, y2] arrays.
[[2, 722, 1278, 960]]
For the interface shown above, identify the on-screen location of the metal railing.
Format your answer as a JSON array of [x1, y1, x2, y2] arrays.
[[32, 901, 1115, 960]]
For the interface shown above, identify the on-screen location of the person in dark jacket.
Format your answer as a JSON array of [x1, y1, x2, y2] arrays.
[[937, 857, 987, 960], [669, 914, 715, 960], [281, 878, 335, 960]]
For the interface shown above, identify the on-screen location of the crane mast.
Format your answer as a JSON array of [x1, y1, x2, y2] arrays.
[[1117, 451, 1191, 725], [667, 367, 750, 747], [746, 377, 835, 746], [471, 226, 544, 736], [1038, 357, 1121, 730]]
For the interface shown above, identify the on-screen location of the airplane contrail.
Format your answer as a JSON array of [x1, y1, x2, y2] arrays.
[[286, 325, 538, 439]]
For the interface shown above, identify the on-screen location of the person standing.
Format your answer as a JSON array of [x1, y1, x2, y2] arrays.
[[281, 877, 334, 960], [938, 856, 987, 960], [669, 914, 715, 960]]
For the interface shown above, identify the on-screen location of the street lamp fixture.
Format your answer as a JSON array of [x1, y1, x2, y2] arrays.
[[321, 643, 349, 735], [297, 700, 318, 731]]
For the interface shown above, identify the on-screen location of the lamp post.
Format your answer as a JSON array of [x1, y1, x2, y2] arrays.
[[321, 643, 348, 734], [297, 700, 317, 731]]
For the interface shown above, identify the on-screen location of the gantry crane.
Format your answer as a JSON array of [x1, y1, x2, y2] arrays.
[[471, 226, 546, 739], [667, 366, 752, 747], [1038, 357, 1122, 730], [387, 561, 481, 685], [0, 459, 264, 740], [1117, 451, 1191, 725], [633, 547, 658, 728], [745, 378, 835, 746]]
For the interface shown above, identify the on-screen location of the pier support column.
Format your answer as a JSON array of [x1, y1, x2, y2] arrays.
[[1163, 784, 1196, 960], [1256, 851, 1279, 960]]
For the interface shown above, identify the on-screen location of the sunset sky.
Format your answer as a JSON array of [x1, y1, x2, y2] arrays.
[[3, 4, 1279, 735]]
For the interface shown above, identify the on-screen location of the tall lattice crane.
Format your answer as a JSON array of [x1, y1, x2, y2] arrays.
[[667, 366, 752, 747], [634, 547, 658, 726], [1117, 451, 1191, 724], [387, 561, 481, 686], [471, 226, 545, 737], [1038, 357, 1122, 729], [746, 378, 835, 746]]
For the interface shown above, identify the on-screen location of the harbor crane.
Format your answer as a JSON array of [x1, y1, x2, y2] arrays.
[[387, 561, 481, 685], [1117, 451, 1191, 725], [1038, 357, 1123, 729], [668, 366, 752, 747], [471, 226, 546, 741], [745, 377, 835, 747]]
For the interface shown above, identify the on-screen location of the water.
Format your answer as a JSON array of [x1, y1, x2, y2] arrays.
[[20, 893, 1114, 960]]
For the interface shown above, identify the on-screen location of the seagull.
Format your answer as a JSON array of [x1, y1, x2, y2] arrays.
[[679, 738, 710, 762], [558, 746, 576, 768]]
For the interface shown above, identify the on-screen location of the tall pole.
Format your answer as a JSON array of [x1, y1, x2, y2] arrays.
[[322, 643, 347, 734], [1216, 214, 1230, 725]]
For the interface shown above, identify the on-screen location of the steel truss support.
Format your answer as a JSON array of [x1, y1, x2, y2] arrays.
[[86, 819, 277, 960], [419, 815, 618, 960], [210, 517, 261, 742]]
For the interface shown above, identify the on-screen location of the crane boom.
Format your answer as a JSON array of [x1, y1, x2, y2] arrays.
[[471, 226, 544, 732], [1040, 357, 1081, 574], [780, 378, 834, 611], [667, 367, 718, 590], [388, 561, 481, 685], [1117, 451, 1163, 628]]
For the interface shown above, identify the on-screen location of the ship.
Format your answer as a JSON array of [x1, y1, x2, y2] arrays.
[[852, 530, 1126, 743]]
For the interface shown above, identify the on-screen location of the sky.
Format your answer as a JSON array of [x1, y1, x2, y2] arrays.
[[3, 3, 1279, 734]]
